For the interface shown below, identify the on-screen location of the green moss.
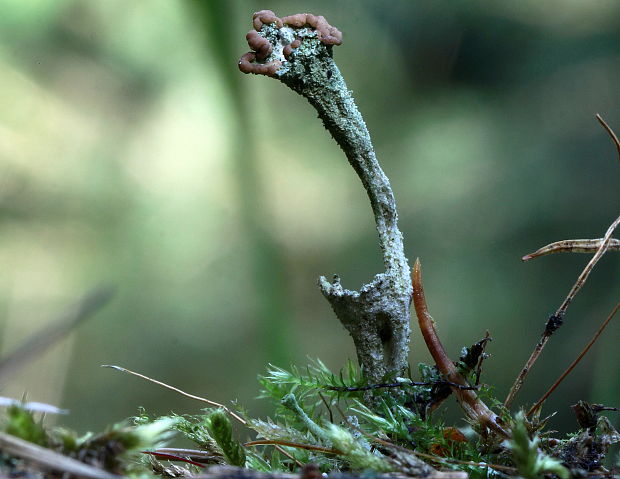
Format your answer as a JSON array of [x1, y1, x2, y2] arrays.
[[3, 406, 49, 446], [207, 409, 246, 467]]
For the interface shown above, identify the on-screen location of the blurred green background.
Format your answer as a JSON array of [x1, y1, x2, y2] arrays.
[[0, 0, 618, 436]]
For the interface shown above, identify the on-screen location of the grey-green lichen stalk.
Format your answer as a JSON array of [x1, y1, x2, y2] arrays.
[[239, 11, 412, 382]]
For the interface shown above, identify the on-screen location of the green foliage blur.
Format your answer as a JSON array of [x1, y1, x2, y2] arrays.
[[0, 0, 618, 436]]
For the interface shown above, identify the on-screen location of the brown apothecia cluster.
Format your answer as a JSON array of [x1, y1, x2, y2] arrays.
[[238, 10, 343, 78]]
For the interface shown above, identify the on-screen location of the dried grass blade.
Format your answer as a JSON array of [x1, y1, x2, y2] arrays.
[[154, 447, 222, 461], [412, 259, 508, 437], [596, 113, 620, 163], [555, 215, 620, 317], [142, 450, 206, 467], [101, 365, 303, 467], [101, 365, 247, 425], [244, 439, 340, 455], [523, 238, 620, 261]]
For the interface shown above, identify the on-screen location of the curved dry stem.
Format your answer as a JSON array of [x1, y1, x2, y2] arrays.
[[527, 301, 620, 417], [509, 111, 620, 406], [522, 238, 620, 261], [239, 11, 411, 381], [412, 259, 508, 437], [102, 365, 247, 425], [506, 214, 620, 408], [596, 113, 620, 163], [556, 215, 620, 318], [244, 440, 340, 455], [512, 115, 620, 411]]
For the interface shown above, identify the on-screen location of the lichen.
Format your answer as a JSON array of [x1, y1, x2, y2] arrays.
[[239, 10, 411, 382]]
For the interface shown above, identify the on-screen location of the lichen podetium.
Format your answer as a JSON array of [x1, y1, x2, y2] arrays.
[[239, 10, 411, 383]]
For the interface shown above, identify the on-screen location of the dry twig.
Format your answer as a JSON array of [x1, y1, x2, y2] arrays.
[[411, 259, 508, 437], [102, 364, 247, 424], [505, 214, 620, 409], [554, 215, 620, 318], [244, 439, 340, 455], [527, 302, 620, 417], [505, 114, 620, 408], [596, 113, 620, 162], [522, 238, 620, 261], [150, 447, 220, 464]]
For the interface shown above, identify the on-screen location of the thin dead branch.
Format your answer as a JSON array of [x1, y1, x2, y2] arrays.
[[596, 113, 620, 163], [152, 447, 221, 464], [555, 215, 620, 318], [411, 259, 508, 437], [143, 450, 206, 468], [527, 302, 620, 417], [522, 238, 620, 261], [506, 116, 620, 408], [505, 214, 620, 408], [244, 439, 340, 455]]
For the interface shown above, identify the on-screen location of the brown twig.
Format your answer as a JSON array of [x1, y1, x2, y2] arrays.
[[244, 439, 340, 455], [507, 115, 620, 407], [505, 214, 620, 408], [153, 447, 221, 463], [596, 113, 620, 163], [411, 259, 508, 437], [522, 238, 620, 261], [555, 216, 620, 319], [142, 450, 206, 468], [527, 302, 620, 417]]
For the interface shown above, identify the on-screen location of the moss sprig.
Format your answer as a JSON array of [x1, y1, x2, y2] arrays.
[[508, 412, 569, 479], [207, 409, 246, 467]]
